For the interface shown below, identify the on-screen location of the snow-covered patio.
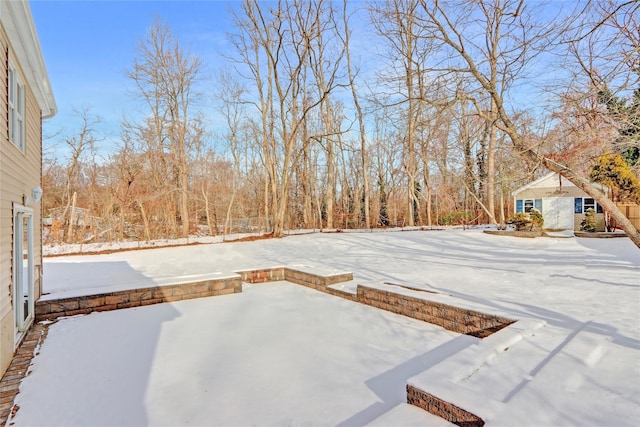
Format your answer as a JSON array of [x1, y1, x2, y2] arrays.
[[9, 230, 640, 426]]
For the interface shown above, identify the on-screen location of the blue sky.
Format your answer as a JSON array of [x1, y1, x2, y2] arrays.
[[30, 0, 240, 157], [29, 0, 581, 160]]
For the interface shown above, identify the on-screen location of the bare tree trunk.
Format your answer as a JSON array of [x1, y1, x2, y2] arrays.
[[486, 100, 498, 224], [138, 200, 152, 242], [66, 191, 77, 243], [342, 1, 370, 228], [180, 172, 190, 238], [203, 185, 215, 236], [499, 183, 506, 226]]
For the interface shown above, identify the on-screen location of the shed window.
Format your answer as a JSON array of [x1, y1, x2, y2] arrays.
[[575, 197, 603, 214], [516, 199, 542, 213]]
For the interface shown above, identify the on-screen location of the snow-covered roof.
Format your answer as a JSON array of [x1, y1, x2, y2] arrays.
[[512, 173, 573, 196]]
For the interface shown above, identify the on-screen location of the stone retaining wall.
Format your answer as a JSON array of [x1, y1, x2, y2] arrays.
[[31, 265, 513, 427], [235, 268, 286, 283], [284, 268, 354, 291], [483, 230, 542, 238], [35, 277, 242, 321], [406, 385, 484, 427], [357, 285, 514, 338], [235, 267, 356, 301], [354, 285, 513, 426]]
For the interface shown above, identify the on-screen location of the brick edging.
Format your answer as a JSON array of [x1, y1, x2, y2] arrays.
[[0, 322, 52, 426]]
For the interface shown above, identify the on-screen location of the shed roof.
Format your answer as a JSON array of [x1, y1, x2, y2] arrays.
[[512, 172, 606, 196]]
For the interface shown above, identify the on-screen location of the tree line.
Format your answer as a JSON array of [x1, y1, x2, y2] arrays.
[[42, 0, 640, 247]]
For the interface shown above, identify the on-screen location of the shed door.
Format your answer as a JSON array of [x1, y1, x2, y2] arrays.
[[542, 198, 574, 230]]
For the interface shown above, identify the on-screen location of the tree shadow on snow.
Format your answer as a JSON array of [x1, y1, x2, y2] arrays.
[[336, 334, 478, 427]]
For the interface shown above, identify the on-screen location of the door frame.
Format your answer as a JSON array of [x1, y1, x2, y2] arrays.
[[13, 204, 35, 345]]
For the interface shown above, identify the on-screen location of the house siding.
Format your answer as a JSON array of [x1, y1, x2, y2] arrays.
[[515, 191, 606, 230], [0, 24, 44, 376]]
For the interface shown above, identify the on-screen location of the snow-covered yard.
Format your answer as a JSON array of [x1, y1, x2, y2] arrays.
[[10, 229, 640, 426]]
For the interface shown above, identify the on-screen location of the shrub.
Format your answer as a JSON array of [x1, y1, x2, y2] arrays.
[[439, 210, 473, 225], [529, 209, 544, 229], [509, 209, 544, 231], [580, 208, 597, 232], [510, 212, 530, 231]]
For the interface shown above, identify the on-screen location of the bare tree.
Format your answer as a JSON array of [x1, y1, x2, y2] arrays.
[[126, 18, 203, 238], [229, 0, 345, 237], [215, 69, 246, 236], [306, 1, 346, 229], [342, 1, 371, 228], [371, 0, 431, 226], [418, 0, 640, 247], [59, 108, 100, 243], [109, 129, 144, 241]]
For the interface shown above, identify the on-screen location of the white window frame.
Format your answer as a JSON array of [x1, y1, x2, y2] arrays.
[[8, 62, 26, 152], [574, 197, 603, 214], [584, 198, 596, 212], [13, 205, 35, 345], [516, 198, 542, 213]]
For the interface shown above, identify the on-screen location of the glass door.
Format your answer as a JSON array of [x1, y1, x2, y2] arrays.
[[14, 206, 34, 343]]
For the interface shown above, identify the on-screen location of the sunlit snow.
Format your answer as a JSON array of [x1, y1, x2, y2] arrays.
[[10, 229, 640, 426]]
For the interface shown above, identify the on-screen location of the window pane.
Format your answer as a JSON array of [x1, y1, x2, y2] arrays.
[[22, 215, 31, 322], [524, 200, 534, 213], [8, 68, 14, 102], [516, 199, 523, 213], [585, 198, 595, 211], [17, 83, 23, 111], [596, 203, 603, 214], [534, 199, 542, 211], [17, 84, 25, 150], [575, 198, 583, 214]]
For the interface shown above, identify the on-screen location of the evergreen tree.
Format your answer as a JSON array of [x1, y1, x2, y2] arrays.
[[580, 208, 597, 233], [378, 175, 389, 226], [413, 181, 421, 225]]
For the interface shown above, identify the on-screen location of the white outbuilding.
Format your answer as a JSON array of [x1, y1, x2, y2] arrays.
[[512, 172, 607, 231]]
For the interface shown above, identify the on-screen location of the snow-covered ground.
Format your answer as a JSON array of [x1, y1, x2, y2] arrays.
[[11, 229, 640, 426]]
